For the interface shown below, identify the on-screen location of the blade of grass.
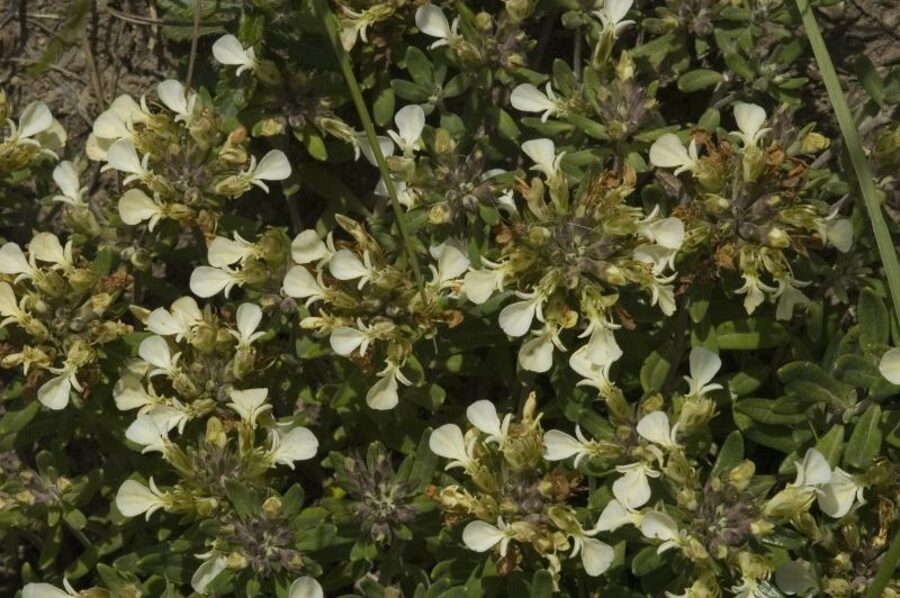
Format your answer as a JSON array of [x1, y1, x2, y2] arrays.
[[795, 0, 900, 331], [311, 0, 424, 290], [794, 1, 900, 594]]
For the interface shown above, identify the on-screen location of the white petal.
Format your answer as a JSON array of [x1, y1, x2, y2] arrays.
[[106, 139, 143, 175], [172, 297, 202, 324], [466, 400, 502, 437], [432, 243, 470, 284], [229, 388, 269, 415], [0, 282, 18, 317], [429, 424, 469, 462], [118, 189, 160, 226], [774, 561, 817, 596], [585, 325, 622, 366], [190, 266, 237, 298], [283, 266, 323, 299], [146, 308, 183, 337], [688, 346, 721, 390], [824, 218, 853, 253], [640, 511, 679, 542], [22, 583, 72, 598], [138, 335, 172, 370], [253, 150, 291, 182], [645, 217, 685, 250], [581, 537, 614, 576], [542, 430, 584, 461], [291, 230, 328, 264], [395, 104, 425, 148], [817, 468, 860, 518], [93, 109, 130, 140], [415, 5, 451, 38], [636, 411, 672, 447], [116, 479, 160, 517], [521, 138, 556, 171], [464, 269, 502, 304], [510, 84, 553, 114], [329, 250, 369, 281], [125, 416, 166, 449], [462, 521, 504, 552], [649, 134, 691, 169], [17, 101, 53, 139], [879, 348, 900, 385], [53, 161, 82, 200], [734, 102, 767, 144], [212, 34, 254, 67], [236, 303, 263, 340], [191, 556, 227, 594], [329, 327, 367, 356], [28, 233, 66, 266], [288, 577, 324, 598], [613, 468, 652, 509], [208, 237, 251, 268], [603, 0, 634, 25], [498, 298, 537, 337], [0, 243, 32, 275], [274, 427, 319, 465], [793, 448, 831, 489], [157, 80, 188, 116], [518, 331, 555, 372], [113, 375, 153, 411], [596, 499, 634, 532], [37, 373, 72, 410], [366, 373, 399, 410]]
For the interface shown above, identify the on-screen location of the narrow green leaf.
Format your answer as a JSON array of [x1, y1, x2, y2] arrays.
[[844, 404, 882, 469]]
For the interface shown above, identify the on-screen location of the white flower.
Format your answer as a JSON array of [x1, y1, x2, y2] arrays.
[[636, 411, 679, 451], [819, 216, 853, 253], [462, 518, 515, 556], [388, 104, 425, 154], [594, 0, 635, 37], [568, 524, 615, 577], [113, 373, 156, 412], [212, 34, 258, 75], [735, 271, 777, 315], [613, 461, 660, 509], [329, 249, 375, 289], [230, 303, 265, 348], [774, 560, 818, 596], [147, 297, 203, 342], [119, 188, 165, 230], [103, 139, 151, 185], [683, 346, 723, 398], [789, 448, 832, 491], [0, 282, 29, 327], [817, 467, 865, 518], [596, 499, 642, 532], [634, 244, 677, 275], [374, 177, 417, 209], [207, 234, 256, 268], [429, 423, 476, 470], [522, 138, 564, 180], [29, 233, 73, 271], [879, 348, 900, 385], [125, 415, 169, 454], [191, 554, 227, 594], [37, 363, 81, 410], [639, 511, 684, 554], [330, 321, 373, 357], [429, 242, 470, 287], [283, 266, 328, 306], [732, 102, 770, 148], [543, 426, 594, 467], [415, 5, 460, 49], [157, 79, 197, 124], [569, 345, 614, 393], [463, 260, 506, 304], [366, 361, 412, 410], [288, 577, 324, 598], [774, 275, 811, 321], [498, 290, 545, 337], [578, 315, 622, 366], [227, 388, 272, 429], [0, 242, 37, 280], [190, 265, 243, 298], [518, 324, 564, 373], [139, 335, 180, 378], [291, 230, 335, 266], [466, 400, 512, 446], [637, 207, 685, 250], [649, 133, 699, 175], [267, 426, 318, 469], [116, 477, 167, 519], [242, 150, 291, 192], [52, 161, 86, 206], [355, 133, 395, 165], [6, 101, 53, 144], [22, 581, 77, 598], [510, 83, 563, 122]]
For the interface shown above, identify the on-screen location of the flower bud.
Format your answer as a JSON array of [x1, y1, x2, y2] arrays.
[[206, 416, 227, 448], [225, 552, 248, 570], [766, 227, 791, 248], [262, 496, 282, 518]]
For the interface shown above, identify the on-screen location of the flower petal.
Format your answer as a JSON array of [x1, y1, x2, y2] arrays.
[[462, 520, 504, 552]]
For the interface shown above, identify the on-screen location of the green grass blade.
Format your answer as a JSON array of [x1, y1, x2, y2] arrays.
[[793, 1, 900, 593], [312, 0, 424, 290]]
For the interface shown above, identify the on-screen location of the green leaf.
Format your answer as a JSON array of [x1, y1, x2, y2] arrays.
[[844, 404, 882, 469], [712, 431, 744, 476], [778, 362, 853, 408], [640, 351, 671, 392], [855, 55, 884, 106], [530, 570, 554, 598], [677, 69, 724, 92], [858, 288, 889, 351], [716, 319, 787, 350], [405, 47, 434, 87], [815, 424, 845, 466], [735, 398, 807, 425], [631, 545, 667, 576], [225, 480, 260, 522]]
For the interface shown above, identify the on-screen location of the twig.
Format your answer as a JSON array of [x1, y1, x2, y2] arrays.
[[83, 2, 106, 107], [185, 0, 201, 90]]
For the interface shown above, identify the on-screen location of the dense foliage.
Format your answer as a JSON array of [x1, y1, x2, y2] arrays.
[[2, 0, 899, 596]]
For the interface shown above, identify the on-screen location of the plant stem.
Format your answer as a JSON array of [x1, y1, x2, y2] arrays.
[[185, 0, 201, 90], [793, 0, 900, 592], [312, 0, 424, 290], [795, 0, 900, 331]]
